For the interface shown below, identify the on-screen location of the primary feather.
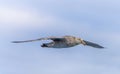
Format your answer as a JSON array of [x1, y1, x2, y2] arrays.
[[83, 40, 104, 48]]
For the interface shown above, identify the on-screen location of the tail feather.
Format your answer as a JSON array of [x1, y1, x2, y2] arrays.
[[83, 40, 104, 49]]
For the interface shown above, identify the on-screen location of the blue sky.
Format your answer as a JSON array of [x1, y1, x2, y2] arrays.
[[0, 0, 120, 74]]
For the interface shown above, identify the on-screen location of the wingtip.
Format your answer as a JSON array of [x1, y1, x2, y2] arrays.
[[92, 45, 104, 49], [11, 41, 16, 43], [98, 47, 104, 49], [11, 41, 20, 43], [95, 45, 105, 49]]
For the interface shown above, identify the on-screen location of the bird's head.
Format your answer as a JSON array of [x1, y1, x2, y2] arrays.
[[74, 38, 81, 44], [74, 38, 86, 45]]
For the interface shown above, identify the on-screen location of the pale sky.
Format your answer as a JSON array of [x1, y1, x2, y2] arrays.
[[0, 0, 120, 74]]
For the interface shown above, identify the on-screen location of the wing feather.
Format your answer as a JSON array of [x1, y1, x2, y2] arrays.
[[83, 40, 104, 48], [12, 37, 64, 43]]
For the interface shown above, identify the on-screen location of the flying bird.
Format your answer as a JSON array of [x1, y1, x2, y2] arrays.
[[12, 35, 104, 48]]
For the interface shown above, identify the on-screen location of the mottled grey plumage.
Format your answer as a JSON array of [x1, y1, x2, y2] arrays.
[[12, 35, 104, 48]]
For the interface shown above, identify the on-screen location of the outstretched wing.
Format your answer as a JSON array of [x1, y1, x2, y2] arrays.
[[83, 40, 104, 48], [12, 37, 64, 43]]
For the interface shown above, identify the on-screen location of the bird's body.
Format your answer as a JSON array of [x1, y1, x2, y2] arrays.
[[41, 36, 83, 48], [12, 35, 104, 49]]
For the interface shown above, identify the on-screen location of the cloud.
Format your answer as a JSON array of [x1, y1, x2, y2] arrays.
[[0, 6, 56, 32], [0, 6, 58, 38]]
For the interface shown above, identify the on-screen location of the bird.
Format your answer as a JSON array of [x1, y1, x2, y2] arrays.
[[12, 35, 104, 48]]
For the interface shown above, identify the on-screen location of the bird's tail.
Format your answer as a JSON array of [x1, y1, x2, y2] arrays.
[[83, 40, 104, 48]]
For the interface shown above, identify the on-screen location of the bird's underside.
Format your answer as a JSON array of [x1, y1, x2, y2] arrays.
[[12, 35, 104, 49]]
